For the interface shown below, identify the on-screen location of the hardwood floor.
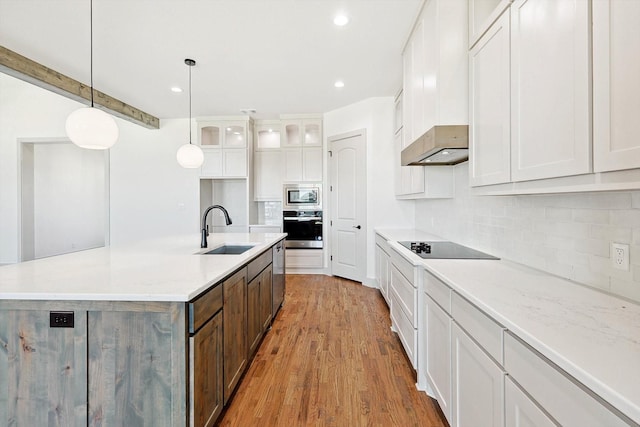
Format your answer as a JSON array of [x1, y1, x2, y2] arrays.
[[217, 274, 448, 427]]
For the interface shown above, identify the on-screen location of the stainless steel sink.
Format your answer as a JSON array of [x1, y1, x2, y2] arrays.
[[201, 245, 254, 255]]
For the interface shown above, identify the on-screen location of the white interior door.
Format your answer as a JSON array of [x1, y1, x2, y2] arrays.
[[329, 129, 366, 282]]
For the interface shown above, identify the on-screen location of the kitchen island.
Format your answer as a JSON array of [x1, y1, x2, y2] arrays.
[[0, 232, 286, 427]]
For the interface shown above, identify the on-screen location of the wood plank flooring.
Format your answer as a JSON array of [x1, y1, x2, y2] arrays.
[[217, 274, 448, 427]]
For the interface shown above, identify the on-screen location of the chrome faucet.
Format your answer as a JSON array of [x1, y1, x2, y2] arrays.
[[201, 205, 233, 248]]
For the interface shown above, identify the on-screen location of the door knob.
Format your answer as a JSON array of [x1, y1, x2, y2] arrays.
[[353, 225, 362, 229]]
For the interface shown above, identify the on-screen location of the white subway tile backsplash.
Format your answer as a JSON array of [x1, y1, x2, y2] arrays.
[[573, 238, 609, 257], [545, 207, 573, 220], [589, 224, 632, 243], [609, 210, 640, 228], [572, 209, 609, 224], [415, 164, 640, 303]]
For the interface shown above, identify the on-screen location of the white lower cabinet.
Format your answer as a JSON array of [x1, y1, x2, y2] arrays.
[[504, 332, 633, 427], [375, 235, 391, 306], [389, 254, 418, 368], [425, 295, 452, 424], [417, 266, 636, 427], [390, 287, 417, 366], [452, 322, 505, 427], [505, 377, 558, 427]]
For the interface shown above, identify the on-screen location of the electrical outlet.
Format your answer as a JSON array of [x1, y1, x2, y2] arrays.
[[611, 243, 630, 271], [50, 311, 74, 328]]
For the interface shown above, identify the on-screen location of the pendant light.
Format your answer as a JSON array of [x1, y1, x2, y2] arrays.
[[176, 58, 204, 168], [65, 0, 119, 150]]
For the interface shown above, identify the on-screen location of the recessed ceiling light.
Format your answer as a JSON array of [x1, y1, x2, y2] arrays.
[[334, 14, 349, 26], [171, 86, 183, 93], [334, 80, 345, 88]]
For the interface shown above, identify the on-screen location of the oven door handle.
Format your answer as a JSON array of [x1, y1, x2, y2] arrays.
[[284, 217, 322, 221]]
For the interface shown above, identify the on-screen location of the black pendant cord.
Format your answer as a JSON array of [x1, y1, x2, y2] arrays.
[[90, 0, 94, 108], [185, 58, 196, 144], [188, 62, 192, 144]]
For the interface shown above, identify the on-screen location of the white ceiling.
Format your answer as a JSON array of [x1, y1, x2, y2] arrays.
[[0, 0, 422, 120]]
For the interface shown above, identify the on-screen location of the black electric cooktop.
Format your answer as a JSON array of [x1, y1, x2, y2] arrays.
[[399, 241, 499, 260]]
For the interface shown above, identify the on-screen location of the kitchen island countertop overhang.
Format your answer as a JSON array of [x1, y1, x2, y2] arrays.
[[0, 233, 287, 302]]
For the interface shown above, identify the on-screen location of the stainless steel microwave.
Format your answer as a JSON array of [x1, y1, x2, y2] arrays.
[[283, 184, 322, 210]]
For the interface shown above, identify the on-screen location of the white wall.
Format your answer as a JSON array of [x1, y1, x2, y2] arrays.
[[324, 97, 415, 284], [1, 73, 200, 263], [33, 143, 106, 258], [415, 164, 640, 303], [1, 73, 84, 263], [108, 118, 200, 245]]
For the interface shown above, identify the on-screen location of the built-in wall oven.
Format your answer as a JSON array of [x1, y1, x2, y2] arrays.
[[282, 210, 323, 248]]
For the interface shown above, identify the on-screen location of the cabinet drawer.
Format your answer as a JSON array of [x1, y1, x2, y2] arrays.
[[390, 289, 417, 368], [189, 283, 223, 333], [451, 292, 504, 365], [504, 333, 634, 427], [391, 265, 417, 326], [286, 249, 323, 268], [390, 247, 416, 286], [248, 249, 273, 282], [423, 269, 451, 314]]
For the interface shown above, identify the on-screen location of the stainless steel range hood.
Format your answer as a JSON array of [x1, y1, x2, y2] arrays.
[[401, 125, 469, 166]]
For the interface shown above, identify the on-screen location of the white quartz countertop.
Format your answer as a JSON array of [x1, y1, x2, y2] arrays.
[[376, 228, 640, 424], [0, 233, 286, 302]]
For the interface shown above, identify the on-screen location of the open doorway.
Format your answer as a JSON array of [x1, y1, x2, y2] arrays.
[[19, 139, 109, 261]]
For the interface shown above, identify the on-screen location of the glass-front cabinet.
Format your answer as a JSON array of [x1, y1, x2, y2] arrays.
[[255, 121, 282, 150], [281, 119, 322, 147], [197, 117, 252, 179]]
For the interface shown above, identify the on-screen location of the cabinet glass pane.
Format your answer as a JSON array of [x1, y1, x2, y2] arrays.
[[201, 126, 221, 146], [285, 124, 301, 145], [225, 125, 245, 147], [304, 123, 321, 145], [257, 128, 281, 149]]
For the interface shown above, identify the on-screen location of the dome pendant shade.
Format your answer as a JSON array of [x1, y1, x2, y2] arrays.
[[176, 143, 204, 168], [66, 107, 119, 149]]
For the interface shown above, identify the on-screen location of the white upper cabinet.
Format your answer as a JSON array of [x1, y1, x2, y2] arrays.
[[280, 116, 323, 182], [253, 151, 282, 201], [593, 0, 640, 173], [404, 0, 468, 139], [469, 9, 511, 186], [198, 118, 252, 178], [399, 0, 466, 199], [282, 146, 322, 182], [199, 121, 248, 148], [255, 121, 281, 150], [282, 119, 322, 147], [510, 0, 590, 182], [469, 0, 512, 48]]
